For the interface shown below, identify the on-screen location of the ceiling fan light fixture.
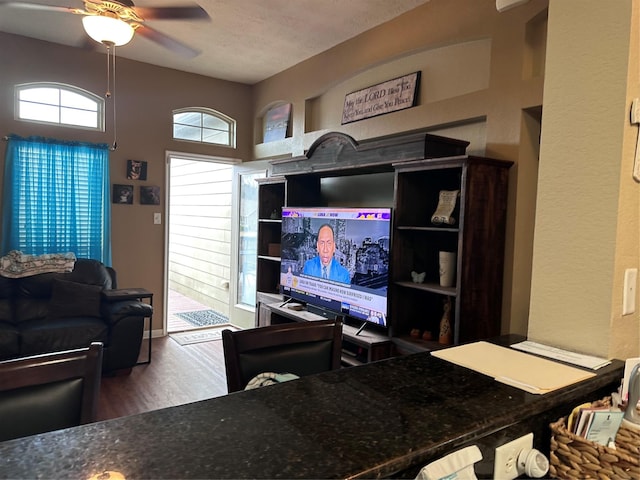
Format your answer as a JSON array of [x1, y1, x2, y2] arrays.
[[82, 15, 134, 46]]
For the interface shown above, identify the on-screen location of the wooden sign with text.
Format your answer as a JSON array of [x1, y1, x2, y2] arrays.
[[341, 71, 420, 124]]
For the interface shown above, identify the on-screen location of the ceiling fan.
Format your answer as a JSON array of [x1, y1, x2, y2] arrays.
[[2, 0, 210, 57]]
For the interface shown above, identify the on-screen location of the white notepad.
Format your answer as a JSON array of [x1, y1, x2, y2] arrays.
[[511, 340, 610, 370], [431, 341, 596, 394]]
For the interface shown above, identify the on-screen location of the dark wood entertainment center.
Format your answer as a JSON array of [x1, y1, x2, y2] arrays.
[[255, 130, 513, 360]]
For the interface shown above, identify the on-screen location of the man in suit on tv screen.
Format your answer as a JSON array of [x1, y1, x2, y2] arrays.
[[303, 224, 351, 284]]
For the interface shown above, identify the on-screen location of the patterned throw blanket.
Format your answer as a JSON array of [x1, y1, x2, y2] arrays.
[[0, 250, 76, 278]]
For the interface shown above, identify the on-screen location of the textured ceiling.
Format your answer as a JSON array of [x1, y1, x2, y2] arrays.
[[0, 0, 431, 84]]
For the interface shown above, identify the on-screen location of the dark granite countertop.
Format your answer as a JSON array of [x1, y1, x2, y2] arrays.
[[0, 339, 624, 479]]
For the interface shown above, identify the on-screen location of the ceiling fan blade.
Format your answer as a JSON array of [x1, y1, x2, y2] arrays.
[[0, 1, 83, 14], [132, 5, 208, 20], [136, 24, 200, 58]]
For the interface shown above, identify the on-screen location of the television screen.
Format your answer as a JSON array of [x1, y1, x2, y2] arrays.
[[280, 206, 391, 327]]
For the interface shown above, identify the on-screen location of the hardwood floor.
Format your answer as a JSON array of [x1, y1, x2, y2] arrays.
[[97, 334, 229, 422]]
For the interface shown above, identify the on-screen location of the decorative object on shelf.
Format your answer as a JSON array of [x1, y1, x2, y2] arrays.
[[431, 190, 460, 225], [438, 251, 457, 287], [112, 184, 133, 204], [410, 328, 421, 339], [411, 270, 426, 283], [126, 159, 147, 180], [422, 330, 433, 341], [341, 71, 421, 124], [263, 103, 291, 143], [439, 297, 452, 345], [270, 209, 279, 220], [140, 186, 160, 205]]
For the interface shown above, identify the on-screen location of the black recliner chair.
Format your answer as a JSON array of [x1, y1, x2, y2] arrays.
[[0, 259, 151, 373]]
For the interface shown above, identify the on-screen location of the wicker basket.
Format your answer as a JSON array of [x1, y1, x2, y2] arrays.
[[549, 412, 640, 479]]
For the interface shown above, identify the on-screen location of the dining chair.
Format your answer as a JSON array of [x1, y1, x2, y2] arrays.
[[0, 342, 103, 442], [222, 319, 343, 393]]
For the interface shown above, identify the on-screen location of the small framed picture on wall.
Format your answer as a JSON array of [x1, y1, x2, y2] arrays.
[[140, 186, 161, 205], [112, 184, 133, 204], [127, 160, 148, 180]]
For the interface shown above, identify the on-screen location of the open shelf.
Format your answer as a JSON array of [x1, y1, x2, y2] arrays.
[[394, 281, 457, 297]]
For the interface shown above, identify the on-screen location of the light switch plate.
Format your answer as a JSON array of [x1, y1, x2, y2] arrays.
[[153, 213, 161, 225], [631, 98, 640, 124], [623, 268, 637, 315]]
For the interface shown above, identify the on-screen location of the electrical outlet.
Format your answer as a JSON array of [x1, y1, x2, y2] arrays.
[[494, 433, 533, 480]]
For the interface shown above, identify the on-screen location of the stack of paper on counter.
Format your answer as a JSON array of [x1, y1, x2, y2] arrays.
[[430, 341, 596, 394]]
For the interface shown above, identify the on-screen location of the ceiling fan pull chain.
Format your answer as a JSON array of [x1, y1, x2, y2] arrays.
[[105, 44, 112, 98], [111, 44, 118, 150], [103, 43, 118, 151]]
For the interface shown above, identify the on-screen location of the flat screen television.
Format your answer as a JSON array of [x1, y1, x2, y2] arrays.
[[280, 206, 392, 329]]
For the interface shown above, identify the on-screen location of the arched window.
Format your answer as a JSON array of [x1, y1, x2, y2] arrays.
[[173, 108, 236, 147], [15, 83, 104, 131]]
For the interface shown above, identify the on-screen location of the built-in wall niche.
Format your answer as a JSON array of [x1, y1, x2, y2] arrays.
[[304, 96, 321, 135], [524, 9, 548, 80], [319, 172, 394, 207], [303, 39, 491, 133], [255, 102, 292, 145]]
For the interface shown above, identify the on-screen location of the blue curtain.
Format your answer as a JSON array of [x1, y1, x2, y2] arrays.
[[1, 134, 112, 265]]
